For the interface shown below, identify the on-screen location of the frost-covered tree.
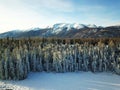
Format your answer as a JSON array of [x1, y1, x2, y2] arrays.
[[0, 38, 120, 80]]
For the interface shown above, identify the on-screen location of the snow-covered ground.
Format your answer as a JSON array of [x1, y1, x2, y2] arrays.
[[0, 72, 120, 90]]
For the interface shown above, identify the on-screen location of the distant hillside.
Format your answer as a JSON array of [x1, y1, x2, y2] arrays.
[[0, 23, 120, 38]]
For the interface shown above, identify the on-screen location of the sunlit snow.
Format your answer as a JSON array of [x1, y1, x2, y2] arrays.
[[0, 72, 120, 90]]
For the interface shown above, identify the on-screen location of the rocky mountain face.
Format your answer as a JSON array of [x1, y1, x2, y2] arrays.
[[0, 23, 120, 38]]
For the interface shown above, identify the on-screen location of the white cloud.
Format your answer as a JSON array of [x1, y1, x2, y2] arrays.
[[0, 5, 40, 32], [24, 0, 74, 12], [0, 0, 75, 33], [77, 5, 104, 12], [0, 0, 120, 33]]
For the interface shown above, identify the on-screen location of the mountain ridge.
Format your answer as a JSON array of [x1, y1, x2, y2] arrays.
[[0, 23, 120, 38]]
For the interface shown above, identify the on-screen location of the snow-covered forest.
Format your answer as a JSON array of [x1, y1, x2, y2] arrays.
[[0, 38, 120, 80]]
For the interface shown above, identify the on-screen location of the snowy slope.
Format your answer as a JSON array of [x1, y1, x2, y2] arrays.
[[23, 27, 42, 32], [0, 30, 22, 38], [51, 23, 88, 34], [73, 23, 86, 29], [87, 24, 97, 28], [0, 72, 120, 90], [2, 23, 120, 38], [0, 23, 99, 37]]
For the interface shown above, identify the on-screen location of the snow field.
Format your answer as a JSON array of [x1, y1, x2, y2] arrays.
[[0, 72, 120, 90]]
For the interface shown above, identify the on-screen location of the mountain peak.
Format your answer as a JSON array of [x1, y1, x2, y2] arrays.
[[0, 23, 120, 38], [87, 24, 97, 28]]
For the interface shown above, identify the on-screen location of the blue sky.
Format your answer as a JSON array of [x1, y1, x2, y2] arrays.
[[0, 0, 120, 33]]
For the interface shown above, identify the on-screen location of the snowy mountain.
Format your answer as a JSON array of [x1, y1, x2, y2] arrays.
[[51, 23, 90, 34], [0, 23, 120, 38], [87, 24, 97, 28], [0, 30, 23, 38]]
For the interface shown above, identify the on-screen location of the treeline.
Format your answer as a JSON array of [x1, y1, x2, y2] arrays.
[[0, 37, 120, 80]]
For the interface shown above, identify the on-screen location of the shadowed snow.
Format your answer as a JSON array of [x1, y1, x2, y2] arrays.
[[0, 72, 120, 90]]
